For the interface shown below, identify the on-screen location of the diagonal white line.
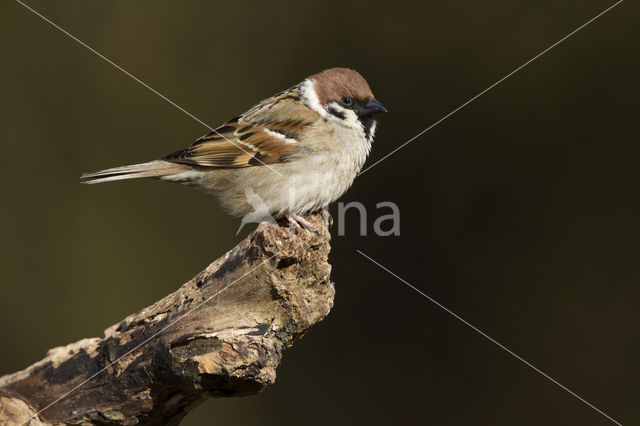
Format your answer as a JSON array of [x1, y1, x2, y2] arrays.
[[14, 0, 283, 175], [356, 250, 623, 425], [20, 253, 278, 426], [358, 0, 624, 176]]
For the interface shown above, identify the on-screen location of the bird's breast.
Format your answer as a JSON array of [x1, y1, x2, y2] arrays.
[[210, 122, 372, 217]]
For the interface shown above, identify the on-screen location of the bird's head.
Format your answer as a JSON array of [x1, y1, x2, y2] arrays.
[[302, 68, 387, 141]]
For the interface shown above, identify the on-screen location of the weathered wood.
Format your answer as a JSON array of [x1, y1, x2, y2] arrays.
[[0, 214, 334, 425]]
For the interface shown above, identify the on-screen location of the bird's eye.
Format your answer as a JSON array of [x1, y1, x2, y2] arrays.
[[341, 97, 352, 106]]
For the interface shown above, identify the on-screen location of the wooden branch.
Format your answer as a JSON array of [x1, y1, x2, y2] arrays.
[[0, 213, 334, 425]]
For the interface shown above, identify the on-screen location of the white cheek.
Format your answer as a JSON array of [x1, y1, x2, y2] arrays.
[[326, 103, 362, 130], [343, 109, 361, 128]]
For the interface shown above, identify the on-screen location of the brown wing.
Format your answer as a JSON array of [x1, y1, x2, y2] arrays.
[[163, 85, 319, 168]]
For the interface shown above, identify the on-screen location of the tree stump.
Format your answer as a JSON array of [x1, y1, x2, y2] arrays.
[[0, 213, 334, 425]]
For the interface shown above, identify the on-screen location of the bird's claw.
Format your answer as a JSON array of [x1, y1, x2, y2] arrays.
[[284, 213, 318, 234]]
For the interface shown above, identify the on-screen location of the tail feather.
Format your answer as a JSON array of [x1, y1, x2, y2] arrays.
[[81, 160, 191, 184]]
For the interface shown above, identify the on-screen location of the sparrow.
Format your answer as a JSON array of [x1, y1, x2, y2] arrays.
[[81, 67, 387, 230]]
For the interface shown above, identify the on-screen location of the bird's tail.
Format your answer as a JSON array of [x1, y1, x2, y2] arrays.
[[80, 160, 193, 184]]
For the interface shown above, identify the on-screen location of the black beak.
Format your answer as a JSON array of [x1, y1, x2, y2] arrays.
[[359, 98, 388, 116]]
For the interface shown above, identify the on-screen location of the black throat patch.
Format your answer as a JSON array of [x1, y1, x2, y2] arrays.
[[360, 115, 376, 141]]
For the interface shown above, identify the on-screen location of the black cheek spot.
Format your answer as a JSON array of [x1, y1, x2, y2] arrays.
[[327, 106, 346, 120]]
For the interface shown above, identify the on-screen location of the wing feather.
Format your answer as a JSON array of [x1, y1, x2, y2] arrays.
[[163, 86, 319, 169]]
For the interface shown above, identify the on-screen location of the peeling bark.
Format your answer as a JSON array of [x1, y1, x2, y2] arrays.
[[0, 213, 334, 425]]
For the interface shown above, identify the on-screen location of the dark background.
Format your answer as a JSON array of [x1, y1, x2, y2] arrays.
[[1, 1, 638, 425]]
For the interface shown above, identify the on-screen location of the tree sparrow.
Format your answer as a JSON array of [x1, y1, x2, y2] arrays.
[[81, 67, 387, 229]]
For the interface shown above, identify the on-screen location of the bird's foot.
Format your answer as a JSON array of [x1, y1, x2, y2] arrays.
[[284, 212, 319, 235]]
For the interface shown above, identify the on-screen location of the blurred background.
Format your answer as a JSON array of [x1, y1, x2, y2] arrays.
[[1, 1, 638, 425]]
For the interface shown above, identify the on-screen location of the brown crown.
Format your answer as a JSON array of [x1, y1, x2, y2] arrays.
[[308, 68, 374, 105]]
